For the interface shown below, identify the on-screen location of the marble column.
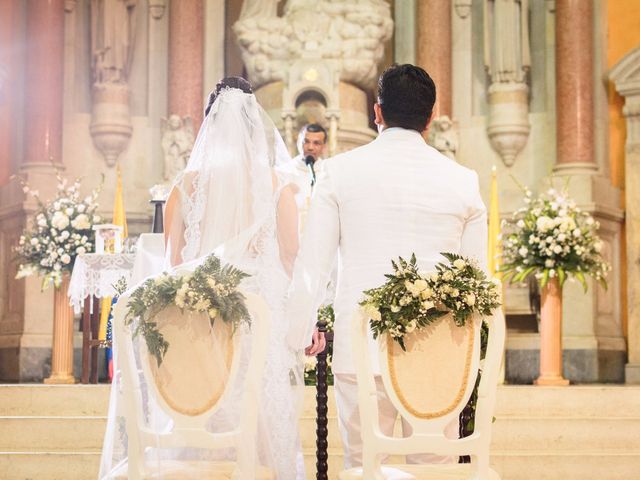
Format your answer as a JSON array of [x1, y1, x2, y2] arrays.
[[23, 0, 65, 168], [0, 0, 20, 184], [610, 47, 640, 384], [554, 0, 596, 172], [416, 0, 452, 118], [168, 0, 204, 129]]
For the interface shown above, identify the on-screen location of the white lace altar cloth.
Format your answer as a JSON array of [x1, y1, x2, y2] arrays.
[[68, 253, 136, 314]]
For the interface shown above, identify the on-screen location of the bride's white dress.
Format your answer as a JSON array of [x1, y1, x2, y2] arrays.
[[99, 87, 305, 479]]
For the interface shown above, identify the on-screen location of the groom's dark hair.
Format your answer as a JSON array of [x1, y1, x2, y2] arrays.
[[377, 64, 436, 132], [204, 76, 253, 116]]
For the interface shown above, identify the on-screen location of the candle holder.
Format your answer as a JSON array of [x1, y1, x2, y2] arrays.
[[150, 199, 165, 234]]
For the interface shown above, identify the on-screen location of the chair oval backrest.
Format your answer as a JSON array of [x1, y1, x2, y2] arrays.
[[379, 313, 481, 425], [144, 306, 236, 418]]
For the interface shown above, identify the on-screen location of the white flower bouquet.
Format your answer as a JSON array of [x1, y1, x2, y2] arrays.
[[360, 253, 501, 351], [14, 173, 102, 288], [125, 254, 251, 365], [500, 187, 610, 290]]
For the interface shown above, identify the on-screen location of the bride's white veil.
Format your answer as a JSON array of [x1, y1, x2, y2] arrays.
[[165, 85, 294, 269], [99, 84, 306, 479]]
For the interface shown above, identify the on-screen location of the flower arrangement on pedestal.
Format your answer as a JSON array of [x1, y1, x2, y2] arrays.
[[500, 186, 610, 385], [14, 173, 102, 289], [125, 254, 251, 365], [359, 253, 501, 351], [500, 187, 609, 290]]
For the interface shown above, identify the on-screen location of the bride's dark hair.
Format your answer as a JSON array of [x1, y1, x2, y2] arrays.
[[204, 76, 253, 116]]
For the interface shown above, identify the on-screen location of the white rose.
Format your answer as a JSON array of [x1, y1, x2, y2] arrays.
[[51, 211, 70, 230], [516, 219, 525, 228], [586, 217, 594, 226], [429, 272, 439, 282], [77, 204, 85, 213], [553, 245, 562, 254], [414, 279, 428, 291], [594, 241, 602, 253], [420, 288, 433, 300], [61, 254, 71, 264], [557, 233, 566, 242], [422, 300, 435, 310], [545, 259, 555, 268], [76, 246, 86, 255], [536, 216, 553, 232], [442, 271, 454, 282], [453, 259, 466, 270], [37, 218, 47, 227], [30, 238, 39, 246], [518, 247, 528, 257], [573, 228, 581, 238], [65, 208, 74, 215], [364, 304, 382, 322], [71, 214, 91, 230], [60, 231, 70, 240], [465, 293, 476, 306]]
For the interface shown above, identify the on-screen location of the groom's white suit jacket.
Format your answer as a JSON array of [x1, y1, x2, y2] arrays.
[[286, 127, 487, 375]]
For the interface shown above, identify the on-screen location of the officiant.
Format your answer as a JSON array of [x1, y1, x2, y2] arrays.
[[289, 123, 328, 218]]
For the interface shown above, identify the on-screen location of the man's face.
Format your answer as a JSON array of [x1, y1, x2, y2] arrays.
[[302, 131, 327, 160]]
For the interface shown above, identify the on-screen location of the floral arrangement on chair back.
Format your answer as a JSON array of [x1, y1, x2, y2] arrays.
[[125, 254, 251, 365], [500, 185, 610, 290], [359, 253, 501, 351], [14, 172, 102, 289]]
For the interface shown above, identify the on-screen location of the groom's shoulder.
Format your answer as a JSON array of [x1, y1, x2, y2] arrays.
[[321, 142, 374, 173]]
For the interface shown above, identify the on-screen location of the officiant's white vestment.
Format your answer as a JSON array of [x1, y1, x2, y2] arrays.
[[285, 127, 487, 466]]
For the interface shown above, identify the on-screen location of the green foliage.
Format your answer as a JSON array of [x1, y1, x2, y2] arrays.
[[125, 254, 251, 365], [360, 253, 501, 351]]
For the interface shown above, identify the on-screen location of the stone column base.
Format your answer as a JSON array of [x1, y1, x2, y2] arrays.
[[625, 363, 640, 384]]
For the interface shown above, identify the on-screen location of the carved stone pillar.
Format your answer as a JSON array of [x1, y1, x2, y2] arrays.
[[0, 0, 21, 185], [417, 0, 452, 118], [24, 0, 65, 168], [416, 1, 459, 159], [610, 47, 640, 383], [168, 0, 204, 128], [554, 0, 596, 173]]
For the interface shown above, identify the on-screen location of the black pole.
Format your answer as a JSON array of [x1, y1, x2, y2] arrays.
[[315, 320, 329, 480]]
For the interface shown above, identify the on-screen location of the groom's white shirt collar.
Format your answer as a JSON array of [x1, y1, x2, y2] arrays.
[[376, 126, 426, 142]]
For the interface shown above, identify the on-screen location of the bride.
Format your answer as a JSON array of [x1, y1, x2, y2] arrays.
[[99, 77, 320, 479]]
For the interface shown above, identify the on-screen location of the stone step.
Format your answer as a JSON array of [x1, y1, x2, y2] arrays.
[[490, 416, 640, 452], [491, 452, 640, 480], [0, 384, 110, 416], [0, 416, 107, 452], [494, 385, 640, 417], [0, 452, 102, 480]]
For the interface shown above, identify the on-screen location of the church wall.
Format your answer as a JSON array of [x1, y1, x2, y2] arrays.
[[606, 0, 640, 342]]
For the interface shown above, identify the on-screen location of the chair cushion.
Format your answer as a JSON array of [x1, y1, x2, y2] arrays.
[[338, 463, 500, 480], [112, 460, 275, 479]]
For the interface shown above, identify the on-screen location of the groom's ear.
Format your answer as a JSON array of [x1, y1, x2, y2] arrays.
[[374, 103, 385, 127]]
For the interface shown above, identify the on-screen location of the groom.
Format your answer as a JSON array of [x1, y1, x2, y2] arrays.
[[286, 64, 487, 467]]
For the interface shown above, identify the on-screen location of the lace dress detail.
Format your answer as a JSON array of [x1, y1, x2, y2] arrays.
[[231, 187, 304, 480]]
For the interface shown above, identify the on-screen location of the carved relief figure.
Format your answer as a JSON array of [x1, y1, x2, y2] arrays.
[[234, 0, 393, 90], [91, 0, 138, 84], [161, 115, 195, 182], [428, 115, 458, 160]]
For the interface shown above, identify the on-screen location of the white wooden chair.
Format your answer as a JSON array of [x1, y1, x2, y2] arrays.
[[339, 306, 505, 480], [111, 290, 274, 479]]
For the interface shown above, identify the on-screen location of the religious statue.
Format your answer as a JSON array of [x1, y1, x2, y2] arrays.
[[484, 0, 531, 84], [89, 0, 138, 167], [91, 0, 138, 85], [161, 115, 195, 182], [428, 116, 458, 160], [483, 0, 531, 166]]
